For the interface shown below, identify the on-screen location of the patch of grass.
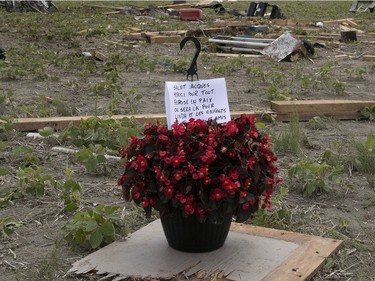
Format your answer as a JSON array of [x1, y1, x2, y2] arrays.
[[353, 134, 375, 188], [210, 56, 247, 76], [273, 113, 305, 155]]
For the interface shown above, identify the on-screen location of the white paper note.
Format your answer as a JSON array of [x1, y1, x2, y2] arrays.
[[165, 78, 231, 129]]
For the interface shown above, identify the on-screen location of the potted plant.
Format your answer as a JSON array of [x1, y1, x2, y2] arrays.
[[118, 115, 281, 252]]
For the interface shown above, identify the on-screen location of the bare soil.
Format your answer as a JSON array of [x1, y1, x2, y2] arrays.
[[0, 3, 375, 281]]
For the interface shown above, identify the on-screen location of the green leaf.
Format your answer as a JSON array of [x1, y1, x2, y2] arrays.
[[12, 146, 33, 157], [96, 154, 107, 164], [0, 166, 9, 176], [0, 141, 8, 150], [64, 202, 78, 212], [84, 156, 98, 172], [84, 220, 98, 232], [89, 229, 103, 249], [75, 147, 91, 161], [99, 221, 115, 237], [255, 122, 266, 130], [38, 126, 54, 137], [63, 178, 82, 193]]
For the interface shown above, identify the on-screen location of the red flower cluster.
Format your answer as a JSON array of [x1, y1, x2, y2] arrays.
[[118, 115, 281, 223]]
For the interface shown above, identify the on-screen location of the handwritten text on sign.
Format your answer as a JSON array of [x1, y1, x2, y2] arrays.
[[165, 78, 230, 129]]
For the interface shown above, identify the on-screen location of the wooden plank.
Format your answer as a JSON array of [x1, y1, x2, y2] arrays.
[[271, 18, 315, 26], [149, 35, 182, 44], [210, 21, 258, 28], [158, 1, 214, 10], [322, 18, 355, 24], [231, 224, 343, 281], [276, 111, 363, 121], [6, 111, 274, 132], [271, 100, 375, 114], [212, 53, 264, 58], [84, 4, 125, 11], [363, 55, 375, 61]]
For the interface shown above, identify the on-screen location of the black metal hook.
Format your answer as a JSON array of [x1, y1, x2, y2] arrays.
[[180, 36, 201, 81]]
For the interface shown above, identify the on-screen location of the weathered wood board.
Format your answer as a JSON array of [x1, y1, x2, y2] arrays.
[[0, 111, 274, 132], [271, 100, 375, 121], [363, 55, 375, 61], [68, 220, 342, 281]]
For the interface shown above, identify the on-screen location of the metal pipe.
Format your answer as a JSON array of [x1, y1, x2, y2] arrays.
[[208, 38, 269, 48], [217, 46, 264, 54], [214, 36, 274, 43]]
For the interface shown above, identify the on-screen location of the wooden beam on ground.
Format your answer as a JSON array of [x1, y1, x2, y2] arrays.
[[3, 111, 275, 132], [363, 55, 375, 61], [210, 21, 259, 28], [149, 35, 181, 44], [271, 100, 375, 121], [322, 18, 355, 24], [84, 4, 125, 11], [158, 1, 214, 10]]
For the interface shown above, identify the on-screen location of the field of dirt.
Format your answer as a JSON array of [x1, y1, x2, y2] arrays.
[[0, 1, 375, 281]]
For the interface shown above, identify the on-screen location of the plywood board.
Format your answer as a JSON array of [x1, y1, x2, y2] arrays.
[[271, 100, 375, 114], [3, 111, 274, 132], [68, 220, 342, 281]]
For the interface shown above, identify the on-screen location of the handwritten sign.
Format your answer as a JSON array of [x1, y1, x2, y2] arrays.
[[165, 78, 231, 129]]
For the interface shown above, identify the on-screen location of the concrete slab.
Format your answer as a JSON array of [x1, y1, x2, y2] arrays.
[[68, 220, 343, 281]]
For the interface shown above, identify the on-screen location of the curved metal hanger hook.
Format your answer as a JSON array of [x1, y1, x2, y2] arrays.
[[180, 36, 201, 81]]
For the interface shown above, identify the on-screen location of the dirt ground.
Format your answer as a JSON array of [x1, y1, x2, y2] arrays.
[[1, 2, 375, 281]]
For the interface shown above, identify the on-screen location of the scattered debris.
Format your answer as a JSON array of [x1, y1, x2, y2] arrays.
[[0, 0, 57, 13], [262, 32, 307, 62], [94, 51, 108, 61], [179, 8, 203, 21], [246, 1, 284, 19], [350, 0, 375, 12], [340, 30, 357, 42], [208, 36, 271, 54], [0, 47, 5, 60]]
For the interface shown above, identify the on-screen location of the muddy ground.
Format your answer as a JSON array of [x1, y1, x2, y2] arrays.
[[0, 2, 375, 281]]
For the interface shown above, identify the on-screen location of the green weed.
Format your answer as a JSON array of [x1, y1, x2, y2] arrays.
[[59, 116, 142, 150], [0, 217, 23, 239], [252, 186, 291, 229], [288, 159, 344, 196], [17, 166, 53, 197], [273, 113, 305, 155], [62, 204, 128, 250], [75, 144, 117, 174], [54, 169, 82, 212], [353, 134, 375, 188], [360, 105, 375, 121]]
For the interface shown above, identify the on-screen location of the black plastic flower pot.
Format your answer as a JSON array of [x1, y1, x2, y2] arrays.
[[160, 212, 232, 253]]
